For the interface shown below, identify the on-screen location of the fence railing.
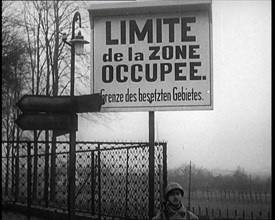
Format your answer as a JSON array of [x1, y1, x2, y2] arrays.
[[2, 140, 167, 220]]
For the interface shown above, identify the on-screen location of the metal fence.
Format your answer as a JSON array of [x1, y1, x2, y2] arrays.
[[2, 141, 167, 220]]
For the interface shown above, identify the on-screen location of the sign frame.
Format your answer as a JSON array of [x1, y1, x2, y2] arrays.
[[88, 0, 213, 112]]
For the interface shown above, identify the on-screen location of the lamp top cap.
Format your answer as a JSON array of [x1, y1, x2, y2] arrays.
[[76, 31, 84, 39], [71, 31, 89, 44]]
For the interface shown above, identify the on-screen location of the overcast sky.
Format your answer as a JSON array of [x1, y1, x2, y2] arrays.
[[77, 0, 271, 175]]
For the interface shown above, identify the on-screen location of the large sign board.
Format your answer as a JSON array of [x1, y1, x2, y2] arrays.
[[89, 0, 212, 112]]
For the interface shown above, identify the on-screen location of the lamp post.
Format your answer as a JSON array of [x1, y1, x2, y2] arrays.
[[62, 11, 89, 220]]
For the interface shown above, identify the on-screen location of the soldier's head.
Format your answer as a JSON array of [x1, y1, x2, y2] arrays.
[[165, 182, 184, 207]]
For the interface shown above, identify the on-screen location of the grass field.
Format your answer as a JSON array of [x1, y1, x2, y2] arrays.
[[183, 190, 271, 219]]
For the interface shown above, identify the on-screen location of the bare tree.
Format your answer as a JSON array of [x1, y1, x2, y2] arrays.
[[2, 1, 30, 196]]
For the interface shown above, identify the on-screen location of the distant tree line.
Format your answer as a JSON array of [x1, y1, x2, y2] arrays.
[[168, 163, 271, 193]]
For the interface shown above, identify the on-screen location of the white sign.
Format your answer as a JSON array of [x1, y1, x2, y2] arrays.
[[90, 1, 213, 112]]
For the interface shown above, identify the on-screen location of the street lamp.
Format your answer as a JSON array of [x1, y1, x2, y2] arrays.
[[71, 31, 89, 55], [62, 11, 89, 97], [62, 11, 89, 220]]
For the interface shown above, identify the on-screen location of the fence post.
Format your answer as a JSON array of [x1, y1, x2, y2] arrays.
[[97, 143, 101, 219], [259, 211, 262, 219], [5, 143, 10, 196], [14, 142, 19, 203], [44, 133, 49, 207], [148, 111, 155, 220], [259, 192, 262, 203], [11, 143, 15, 198], [198, 206, 201, 216], [27, 141, 32, 220], [33, 134, 38, 200], [125, 148, 129, 219], [50, 134, 57, 202], [188, 161, 191, 211], [241, 191, 244, 203], [250, 191, 253, 203], [91, 150, 95, 215], [245, 191, 249, 204], [163, 143, 167, 192]]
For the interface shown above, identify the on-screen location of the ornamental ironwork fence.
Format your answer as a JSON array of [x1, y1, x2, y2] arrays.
[[1, 140, 167, 220]]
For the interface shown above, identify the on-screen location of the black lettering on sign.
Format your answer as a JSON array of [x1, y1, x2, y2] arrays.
[[149, 46, 160, 60], [102, 65, 113, 83], [105, 17, 197, 45], [149, 45, 201, 60], [145, 64, 158, 82], [190, 62, 202, 80], [181, 17, 196, 42], [106, 21, 118, 45], [131, 64, 142, 82], [101, 62, 204, 83], [116, 65, 128, 82], [163, 18, 179, 43], [103, 48, 124, 62], [130, 19, 153, 44], [189, 45, 200, 59], [175, 63, 187, 81]]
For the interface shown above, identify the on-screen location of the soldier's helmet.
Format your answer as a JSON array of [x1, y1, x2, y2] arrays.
[[165, 182, 184, 200]]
